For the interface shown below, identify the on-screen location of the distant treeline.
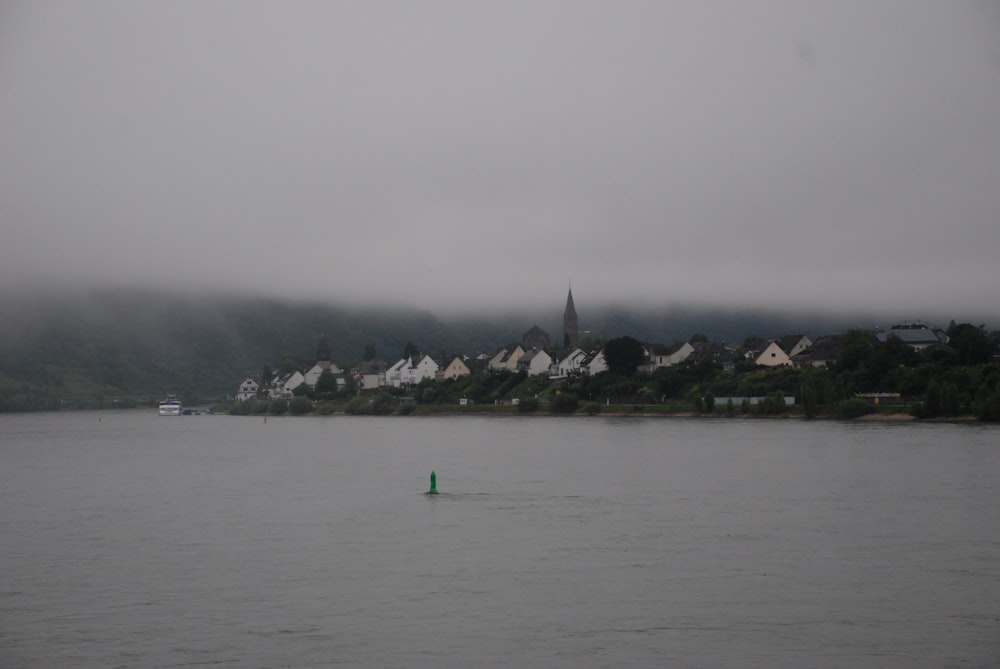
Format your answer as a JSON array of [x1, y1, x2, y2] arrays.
[[2, 289, 996, 418]]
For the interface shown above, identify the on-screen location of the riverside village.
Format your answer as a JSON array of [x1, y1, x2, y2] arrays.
[[230, 289, 1000, 421]]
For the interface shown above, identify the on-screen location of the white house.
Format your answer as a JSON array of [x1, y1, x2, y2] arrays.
[[554, 347, 587, 377], [775, 334, 812, 358], [269, 370, 306, 398], [304, 361, 342, 387], [584, 349, 608, 375], [517, 349, 553, 376], [755, 341, 793, 367], [386, 355, 440, 387], [385, 358, 408, 388], [648, 342, 695, 369], [410, 355, 439, 384], [235, 376, 259, 401]]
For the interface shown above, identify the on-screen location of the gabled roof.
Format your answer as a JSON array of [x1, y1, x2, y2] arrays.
[[689, 341, 735, 362], [792, 336, 840, 363], [518, 348, 549, 364], [775, 334, 808, 354], [647, 342, 683, 356]]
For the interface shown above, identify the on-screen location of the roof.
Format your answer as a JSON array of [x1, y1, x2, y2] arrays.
[[792, 336, 840, 363], [775, 334, 808, 353], [876, 326, 946, 345], [689, 341, 735, 362]]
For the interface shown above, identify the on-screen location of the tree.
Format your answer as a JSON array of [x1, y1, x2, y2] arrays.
[[363, 343, 377, 362], [603, 336, 646, 376], [689, 333, 709, 343], [801, 378, 820, 418], [279, 356, 302, 375], [947, 323, 994, 366], [341, 371, 357, 397], [260, 365, 274, 394], [403, 341, 419, 360], [836, 329, 876, 372], [315, 370, 339, 400]]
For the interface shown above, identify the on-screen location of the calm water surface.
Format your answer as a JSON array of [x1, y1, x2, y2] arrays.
[[1, 412, 998, 668]]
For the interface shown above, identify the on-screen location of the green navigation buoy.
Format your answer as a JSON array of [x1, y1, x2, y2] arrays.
[[428, 470, 438, 495]]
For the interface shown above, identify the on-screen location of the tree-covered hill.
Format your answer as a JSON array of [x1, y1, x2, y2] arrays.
[[0, 289, 519, 409]]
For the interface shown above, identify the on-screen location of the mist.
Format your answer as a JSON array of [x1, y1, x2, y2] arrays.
[[2, 1, 999, 317]]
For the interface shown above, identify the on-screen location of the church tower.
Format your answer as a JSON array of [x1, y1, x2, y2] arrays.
[[316, 335, 332, 370], [563, 287, 579, 348]]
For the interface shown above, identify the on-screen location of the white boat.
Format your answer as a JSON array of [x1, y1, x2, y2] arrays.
[[158, 395, 182, 416]]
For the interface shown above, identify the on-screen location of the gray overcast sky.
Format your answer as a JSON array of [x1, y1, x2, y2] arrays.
[[2, 1, 999, 317]]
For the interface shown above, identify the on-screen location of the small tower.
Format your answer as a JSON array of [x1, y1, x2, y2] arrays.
[[316, 335, 332, 370], [563, 287, 579, 348]]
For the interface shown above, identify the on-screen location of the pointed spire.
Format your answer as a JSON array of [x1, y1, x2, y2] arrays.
[[563, 285, 579, 348], [316, 335, 331, 363]]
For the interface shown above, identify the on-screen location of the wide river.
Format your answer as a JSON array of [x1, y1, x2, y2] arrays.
[[1, 412, 998, 668]]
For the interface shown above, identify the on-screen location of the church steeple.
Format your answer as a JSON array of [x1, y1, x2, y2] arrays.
[[563, 286, 579, 348], [316, 335, 331, 369]]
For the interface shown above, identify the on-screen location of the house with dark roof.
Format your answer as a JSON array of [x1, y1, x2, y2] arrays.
[[755, 341, 793, 367], [689, 341, 736, 370], [647, 342, 695, 369], [792, 336, 841, 368], [876, 324, 948, 351], [775, 334, 812, 358], [439, 355, 473, 380], [755, 335, 811, 367]]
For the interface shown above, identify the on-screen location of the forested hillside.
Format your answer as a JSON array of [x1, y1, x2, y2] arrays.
[[0, 290, 515, 409]]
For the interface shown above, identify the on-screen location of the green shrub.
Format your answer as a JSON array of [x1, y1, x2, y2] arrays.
[[345, 397, 369, 415], [517, 398, 539, 413], [976, 388, 1000, 421], [549, 393, 579, 414], [288, 396, 314, 415], [835, 398, 873, 419], [371, 394, 396, 415], [269, 398, 288, 415], [583, 402, 601, 416]]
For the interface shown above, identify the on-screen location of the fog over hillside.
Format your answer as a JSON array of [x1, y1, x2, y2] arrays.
[[2, 2, 999, 316]]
